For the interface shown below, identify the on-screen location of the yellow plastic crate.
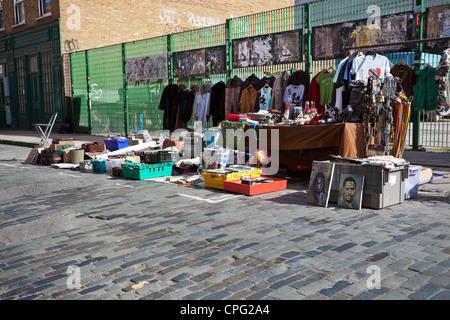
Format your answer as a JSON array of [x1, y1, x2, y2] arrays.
[[203, 168, 261, 190]]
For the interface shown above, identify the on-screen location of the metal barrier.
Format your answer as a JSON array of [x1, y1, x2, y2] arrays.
[[69, 0, 450, 149]]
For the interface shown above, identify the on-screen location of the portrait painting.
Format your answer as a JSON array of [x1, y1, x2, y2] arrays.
[[307, 161, 335, 207], [337, 173, 365, 210]]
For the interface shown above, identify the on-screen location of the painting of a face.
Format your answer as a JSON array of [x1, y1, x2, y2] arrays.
[[343, 180, 356, 203]]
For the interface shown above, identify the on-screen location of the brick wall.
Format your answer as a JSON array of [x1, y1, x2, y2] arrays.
[[0, 0, 60, 34], [59, 0, 295, 54]]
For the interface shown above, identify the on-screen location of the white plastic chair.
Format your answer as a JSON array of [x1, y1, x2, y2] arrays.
[[33, 112, 58, 147]]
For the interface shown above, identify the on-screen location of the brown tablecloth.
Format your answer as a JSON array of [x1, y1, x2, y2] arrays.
[[246, 123, 366, 167]]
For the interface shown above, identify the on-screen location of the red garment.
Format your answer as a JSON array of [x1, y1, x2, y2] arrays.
[[308, 73, 325, 114]]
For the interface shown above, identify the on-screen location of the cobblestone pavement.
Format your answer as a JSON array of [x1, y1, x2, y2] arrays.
[[0, 145, 449, 302]]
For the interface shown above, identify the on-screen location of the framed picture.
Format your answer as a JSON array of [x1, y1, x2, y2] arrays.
[[232, 34, 274, 68], [274, 30, 302, 64], [126, 54, 168, 81], [337, 173, 365, 210], [173, 51, 191, 78], [307, 161, 335, 207]]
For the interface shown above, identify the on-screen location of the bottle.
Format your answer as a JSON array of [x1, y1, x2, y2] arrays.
[[284, 106, 290, 120]]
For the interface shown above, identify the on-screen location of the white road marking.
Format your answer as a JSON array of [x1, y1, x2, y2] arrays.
[[177, 193, 242, 204]]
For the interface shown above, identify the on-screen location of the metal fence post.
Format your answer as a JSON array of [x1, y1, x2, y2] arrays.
[[412, 0, 424, 151], [304, 3, 312, 76], [167, 34, 173, 84], [85, 50, 92, 133], [122, 43, 129, 136], [226, 18, 232, 79]]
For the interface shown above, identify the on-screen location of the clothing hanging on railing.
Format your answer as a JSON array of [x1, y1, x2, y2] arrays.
[[283, 83, 305, 109], [256, 85, 273, 112], [179, 84, 195, 126], [435, 48, 450, 117], [238, 74, 261, 103], [159, 83, 179, 131], [239, 84, 258, 114], [271, 70, 291, 111], [188, 84, 200, 122], [350, 51, 392, 82], [286, 69, 310, 103], [225, 76, 244, 118], [390, 62, 416, 98], [210, 81, 227, 126], [316, 68, 336, 107], [413, 65, 439, 112], [194, 83, 212, 127]]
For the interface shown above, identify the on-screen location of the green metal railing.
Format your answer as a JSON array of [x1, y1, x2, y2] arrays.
[[69, 0, 449, 149]]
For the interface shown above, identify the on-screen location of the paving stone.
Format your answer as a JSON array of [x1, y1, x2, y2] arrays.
[[319, 280, 352, 297], [408, 284, 442, 300], [430, 291, 450, 300], [408, 261, 434, 273]]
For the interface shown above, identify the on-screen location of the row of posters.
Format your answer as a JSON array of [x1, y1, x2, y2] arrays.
[[232, 30, 302, 68], [312, 12, 413, 60], [126, 5, 449, 80], [173, 46, 226, 78]]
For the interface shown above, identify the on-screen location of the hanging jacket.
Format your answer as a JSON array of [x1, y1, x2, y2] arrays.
[[179, 87, 195, 124], [308, 72, 322, 112], [195, 83, 212, 126], [271, 71, 291, 111], [159, 84, 179, 131], [435, 48, 450, 116], [390, 63, 416, 98], [210, 81, 227, 126], [239, 84, 258, 114], [413, 66, 439, 111], [225, 76, 244, 118]]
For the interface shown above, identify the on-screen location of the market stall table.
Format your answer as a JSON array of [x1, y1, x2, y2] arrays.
[[245, 122, 366, 168]]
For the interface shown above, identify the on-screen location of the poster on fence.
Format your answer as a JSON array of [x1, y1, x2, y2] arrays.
[[173, 51, 191, 78], [424, 5, 450, 53], [274, 30, 302, 64], [190, 49, 206, 75], [205, 46, 226, 75], [312, 13, 412, 60], [232, 34, 275, 68], [126, 54, 168, 81]]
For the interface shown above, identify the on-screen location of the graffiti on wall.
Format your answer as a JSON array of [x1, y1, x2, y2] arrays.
[[160, 8, 221, 35], [64, 38, 79, 52]]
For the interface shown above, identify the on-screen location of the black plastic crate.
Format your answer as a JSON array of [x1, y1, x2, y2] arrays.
[[144, 150, 177, 164]]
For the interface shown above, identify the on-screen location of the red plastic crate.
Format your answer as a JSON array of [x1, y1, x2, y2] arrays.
[[224, 176, 287, 195]]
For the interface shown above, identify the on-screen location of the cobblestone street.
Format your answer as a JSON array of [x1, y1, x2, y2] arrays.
[[1, 144, 449, 304]]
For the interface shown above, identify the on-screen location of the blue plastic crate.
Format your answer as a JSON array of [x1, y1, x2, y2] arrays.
[[104, 136, 128, 151]]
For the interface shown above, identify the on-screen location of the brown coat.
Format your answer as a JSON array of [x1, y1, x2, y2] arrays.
[[239, 84, 258, 114], [390, 63, 416, 98]]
